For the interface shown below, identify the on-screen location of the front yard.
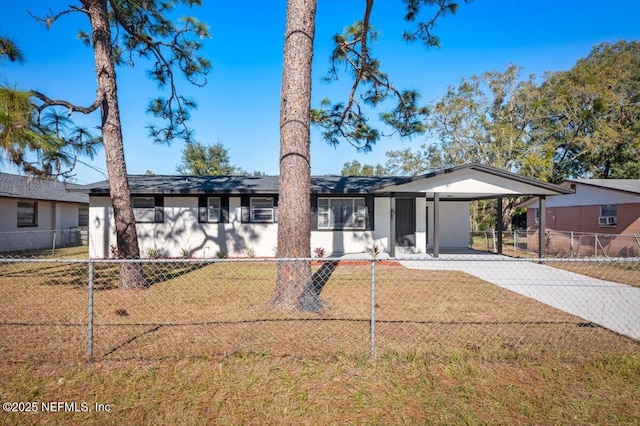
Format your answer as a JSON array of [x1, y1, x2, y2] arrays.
[[1, 249, 638, 424]]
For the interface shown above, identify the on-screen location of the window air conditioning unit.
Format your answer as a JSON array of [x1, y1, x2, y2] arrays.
[[598, 216, 617, 225]]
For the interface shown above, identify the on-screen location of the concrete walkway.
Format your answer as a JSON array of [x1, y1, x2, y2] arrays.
[[395, 252, 640, 341]]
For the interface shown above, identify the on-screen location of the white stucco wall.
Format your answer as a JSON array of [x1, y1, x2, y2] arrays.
[[0, 197, 84, 252], [57, 203, 80, 229], [88, 195, 471, 258], [426, 200, 470, 249], [89, 196, 280, 258], [310, 198, 392, 256], [0, 198, 18, 233]]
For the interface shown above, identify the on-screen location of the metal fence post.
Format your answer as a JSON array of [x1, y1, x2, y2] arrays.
[[51, 231, 57, 256], [369, 259, 376, 358], [87, 259, 94, 363], [570, 231, 574, 257], [492, 229, 497, 252]]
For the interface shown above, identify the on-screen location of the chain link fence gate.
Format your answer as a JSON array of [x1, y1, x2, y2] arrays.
[[1, 255, 638, 365]]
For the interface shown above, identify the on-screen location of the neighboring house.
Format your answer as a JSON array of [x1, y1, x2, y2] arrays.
[[0, 172, 90, 252], [79, 164, 571, 259], [521, 179, 640, 256]]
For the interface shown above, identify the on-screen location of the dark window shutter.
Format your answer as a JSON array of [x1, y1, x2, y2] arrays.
[[198, 196, 207, 223], [154, 196, 164, 223], [366, 195, 374, 231], [221, 196, 230, 223], [273, 195, 279, 223], [241, 196, 250, 223], [310, 195, 318, 230]]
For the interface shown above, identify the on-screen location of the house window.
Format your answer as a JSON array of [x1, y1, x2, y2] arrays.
[[133, 197, 156, 223], [598, 205, 617, 226], [17, 201, 37, 227], [318, 198, 367, 230], [208, 197, 221, 222], [78, 205, 89, 227], [250, 197, 275, 223]]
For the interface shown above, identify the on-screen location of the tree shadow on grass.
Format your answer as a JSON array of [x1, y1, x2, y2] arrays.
[[1, 260, 211, 290], [297, 260, 340, 312]]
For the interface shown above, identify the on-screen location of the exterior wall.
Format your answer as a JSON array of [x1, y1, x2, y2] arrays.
[[89, 195, 472, 258], [527, 203, 640, 235], [427, 201, 470, 249], [542, 184, 640, 208], [90, 196, 279, 258], [524, 183, 640, 257], [525, 183, 640, 233], [0, 198, 18, 233], [310, 198, 391, 256], [525, 199, 640, 257], [57, 203, 81, 229], [0, 197, 84, 252], [88, 197, 116, 258]]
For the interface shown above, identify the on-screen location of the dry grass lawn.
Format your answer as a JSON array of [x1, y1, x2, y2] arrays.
[[1, 248, 638, 424]]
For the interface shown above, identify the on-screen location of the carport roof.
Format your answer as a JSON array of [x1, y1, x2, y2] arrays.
[[78, 163, 571, 199], [377, 163, 573, 199]]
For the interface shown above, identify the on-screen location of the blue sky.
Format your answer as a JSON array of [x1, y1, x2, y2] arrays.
[[1, 0, 639, 184]]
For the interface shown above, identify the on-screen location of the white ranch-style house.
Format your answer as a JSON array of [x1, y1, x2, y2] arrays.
[[79, 164, 571, 259]]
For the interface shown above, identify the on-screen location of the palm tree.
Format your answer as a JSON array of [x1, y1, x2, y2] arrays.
[[0, 36, 25, 63]]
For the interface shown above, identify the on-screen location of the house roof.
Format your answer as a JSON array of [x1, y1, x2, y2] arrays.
[[79, 164, 571, 200], [568, 179, 640, 195], [0, 172, 89, 204], [79, 174, 413, 195]]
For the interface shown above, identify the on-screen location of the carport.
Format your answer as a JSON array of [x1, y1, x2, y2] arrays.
[[378, 164, 573, 258]]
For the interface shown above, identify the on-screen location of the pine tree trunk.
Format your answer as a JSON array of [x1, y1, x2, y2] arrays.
[[270, 0, 319, 311], [83, 0, 144, 289]]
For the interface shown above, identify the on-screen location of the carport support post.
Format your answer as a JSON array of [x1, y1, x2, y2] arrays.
[[433, 192, 440, 258], [538, 196, 546, 260], [87, 260, 94, 363], [496, 197, 503, 255]]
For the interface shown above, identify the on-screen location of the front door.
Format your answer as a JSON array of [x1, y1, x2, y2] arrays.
[[395, 198, 415, 247]]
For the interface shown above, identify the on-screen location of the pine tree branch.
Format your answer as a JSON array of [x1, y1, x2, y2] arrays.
[[30, 90, 103, 116]]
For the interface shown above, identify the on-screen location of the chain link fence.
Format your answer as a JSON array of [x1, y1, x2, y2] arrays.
[[1, 255, 638, 365], [471, 230, 640, 258], [0, 228, 88, 255]]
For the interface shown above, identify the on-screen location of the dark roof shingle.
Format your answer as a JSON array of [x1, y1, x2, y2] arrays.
[[0, 173, 89, 203], [80, 174, 414, 195]]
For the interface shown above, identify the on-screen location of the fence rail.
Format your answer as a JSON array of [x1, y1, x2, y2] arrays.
[[0, 228, 88, 255], [471, 230, 640, 258], [0, 255, 638, 365]]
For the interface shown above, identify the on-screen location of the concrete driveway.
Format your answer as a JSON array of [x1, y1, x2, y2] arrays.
[[397, 252, 640, 341]]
